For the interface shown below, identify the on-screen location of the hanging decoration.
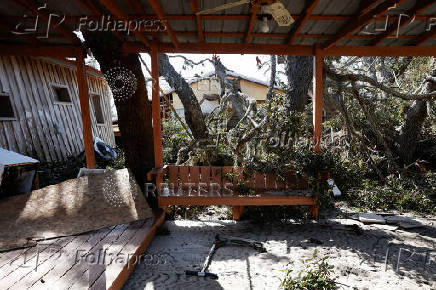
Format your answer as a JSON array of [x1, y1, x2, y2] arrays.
[[104, 66, 137, 102]]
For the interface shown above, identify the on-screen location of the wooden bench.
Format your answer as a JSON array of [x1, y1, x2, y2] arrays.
[[147, 165, 320, 220]]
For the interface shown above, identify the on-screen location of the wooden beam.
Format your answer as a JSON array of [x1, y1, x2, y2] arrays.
[[321, 45, 436, 57], [288, 0, 320, 45], [123, 42, 436, 57], [10, 0, 80, 45], [0, 44, 79, 57], [98, 0, 150, 47], [128, 29, 436, 41], [313, 47, 323, 152], [150, 44, 163, 169], [76, 50, 96, 169], [322, 0, 402, 49], [124, 42, 314, 55], [371, 0, 433, 46], [244, 2, 260, 44], [190, 0, 204, 42], [3, 13, 434, 24], [158, 194, 316, 206], [146, 0, 179, 47]]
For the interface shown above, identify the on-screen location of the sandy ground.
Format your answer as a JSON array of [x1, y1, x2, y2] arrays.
[[124, 212, 435, 290]]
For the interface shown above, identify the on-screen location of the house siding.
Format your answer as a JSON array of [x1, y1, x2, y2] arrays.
[[0, 56, 115, 162]]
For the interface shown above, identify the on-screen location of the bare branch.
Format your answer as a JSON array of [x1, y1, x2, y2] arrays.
[[324, 64, 436, 100], [168, 54, 213, 66]]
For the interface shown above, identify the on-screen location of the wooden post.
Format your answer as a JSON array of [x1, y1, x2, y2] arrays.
[[313, 48, 323, 152], [76, 50, 95, 168], [151, 44, 164, 203], [151, 44, 163, 169]]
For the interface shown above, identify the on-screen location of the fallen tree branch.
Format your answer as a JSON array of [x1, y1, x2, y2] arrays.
[[324, 64, 436, 100], [168, 55, 213, 66]]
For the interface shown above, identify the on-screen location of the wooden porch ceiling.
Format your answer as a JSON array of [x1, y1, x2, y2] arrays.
[[0, 0, 434, 57]]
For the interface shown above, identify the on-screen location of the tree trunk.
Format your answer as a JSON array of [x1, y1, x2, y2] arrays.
[[83, 31, 156, 207], [158, 54, 209, 140], [398, 67, 435, 165], [266, 55, 276, 101], [285, 56, 313, 112]]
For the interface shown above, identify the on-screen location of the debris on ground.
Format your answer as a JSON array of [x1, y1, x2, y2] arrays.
[[358, 213, 386, 224]]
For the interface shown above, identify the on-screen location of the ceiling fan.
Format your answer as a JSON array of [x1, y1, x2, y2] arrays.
[[196, 0, 294, 27]]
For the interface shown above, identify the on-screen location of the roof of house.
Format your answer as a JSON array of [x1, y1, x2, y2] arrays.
[[152, 71, 274, 96]]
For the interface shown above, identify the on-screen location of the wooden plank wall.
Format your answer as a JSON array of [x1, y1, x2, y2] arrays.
[[0, 56, 115, 162]]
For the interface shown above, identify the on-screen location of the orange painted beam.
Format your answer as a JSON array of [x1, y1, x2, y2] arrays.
[[123, 42, 436, 57], [146, 0, 179, 47], [322, 0, 405, 49], [3, 13, 434, 24], [190, 0, 204, 42], [288, 0, 320, 45], [158, 195, 316, 206], [151, 44, 163, 169], [125, 29, 436, 41], [313, 47, 323, 152], [76, 51, 96, 168], [126, 42, 313, 55], [244, 3, 260, 44], [320, 45, 436, 57]]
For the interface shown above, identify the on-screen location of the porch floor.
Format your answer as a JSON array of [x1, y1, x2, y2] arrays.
[[0, 211, 165, 290]]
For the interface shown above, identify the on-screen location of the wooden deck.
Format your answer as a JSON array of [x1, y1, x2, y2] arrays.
[[0, 210, 165, 290]]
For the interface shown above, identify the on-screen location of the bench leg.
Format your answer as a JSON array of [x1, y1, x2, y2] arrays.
[[309, 205, 319, 220], [232, 206, 244, 221]]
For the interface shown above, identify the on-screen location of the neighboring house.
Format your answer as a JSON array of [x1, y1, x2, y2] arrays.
[[0, 56, 115, 162], [153, 71, 284, 120]]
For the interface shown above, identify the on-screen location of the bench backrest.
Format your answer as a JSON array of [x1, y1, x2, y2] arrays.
[[162, 165, 308, 192]]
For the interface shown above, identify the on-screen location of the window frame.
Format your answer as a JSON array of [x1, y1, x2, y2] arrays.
[[0, 92, 16, 121], [90, 93, 105, 125], [51, 83, 72, 105]]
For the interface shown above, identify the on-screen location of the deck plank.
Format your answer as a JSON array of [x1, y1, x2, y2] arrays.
[[25, 227, 114, 290]]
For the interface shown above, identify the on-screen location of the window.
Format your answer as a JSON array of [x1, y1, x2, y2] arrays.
[[52, 84, 71, 103], [91, 94, 105, 124], [0, 93, 15, 120]]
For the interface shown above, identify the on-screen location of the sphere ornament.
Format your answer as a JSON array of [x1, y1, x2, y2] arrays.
[[104, 66, 137, 102]]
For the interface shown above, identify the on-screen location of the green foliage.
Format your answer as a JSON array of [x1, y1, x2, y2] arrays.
[[347, 172, 436, 214], [105, 148, 126, 170], [162, 117, 190, 164], [281, 249, 337, 290]]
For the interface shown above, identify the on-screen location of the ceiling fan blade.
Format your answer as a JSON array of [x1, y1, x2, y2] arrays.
[[269, 2, 295, 26], [196, 0, 250, 15]]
